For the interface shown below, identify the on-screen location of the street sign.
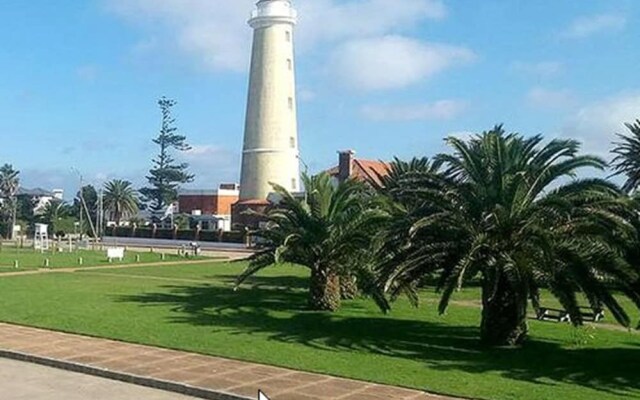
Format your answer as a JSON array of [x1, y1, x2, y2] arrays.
[[258, 390, 271, 400]]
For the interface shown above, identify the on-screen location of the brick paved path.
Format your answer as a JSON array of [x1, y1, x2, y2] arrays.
[[0, 323, 455, 400]]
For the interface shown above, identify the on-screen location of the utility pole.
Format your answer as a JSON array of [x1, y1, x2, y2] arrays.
[[11, 192, 17, 241], [72, 168, 98, 242], [96, 188, 103, 239], [78, 181, 83, 241]]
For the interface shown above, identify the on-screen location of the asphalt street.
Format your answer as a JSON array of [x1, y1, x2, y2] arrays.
[[0, 358, 200, 400]]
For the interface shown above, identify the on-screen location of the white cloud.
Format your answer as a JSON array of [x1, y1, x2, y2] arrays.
[[297, 0, 445, 48], [512, 61, 564, 78], [562, 93, 640, 156], [447, 131, 476, 141], [106, 0, 448, 73], [330, 35, 474, 91], [526, 87, 575, 110], [561, 13, 627, 39], [76, 64, 100, 82], [297, 88, 316, 102], [362, 100, 467, 121], [107, 0, 252, 71], [184, 144, 229, 158], [182, 144, 240, 187]]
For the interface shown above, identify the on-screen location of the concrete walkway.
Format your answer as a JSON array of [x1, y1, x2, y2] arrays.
[[0, 323, 453, 400], [0, 358, 200, 400]]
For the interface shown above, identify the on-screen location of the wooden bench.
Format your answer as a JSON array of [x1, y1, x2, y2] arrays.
[[579, 306, 605, 322], [536, 307, 604, 323], [106, 247, 125, 262], [536, 307, 571, 322]]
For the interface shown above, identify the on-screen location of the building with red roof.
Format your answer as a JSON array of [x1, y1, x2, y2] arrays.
[[325, 150, 390, 186]]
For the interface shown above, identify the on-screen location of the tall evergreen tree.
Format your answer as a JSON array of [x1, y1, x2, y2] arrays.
[[0, 164, 20, 238], [140, 97, 194, 213]]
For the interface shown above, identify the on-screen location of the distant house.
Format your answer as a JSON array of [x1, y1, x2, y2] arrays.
[[17, 187, 64, 214], [325, 150, 390, 186]]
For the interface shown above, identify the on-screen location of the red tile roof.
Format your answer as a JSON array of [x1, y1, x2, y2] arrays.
[[326, 159, 390, 185]]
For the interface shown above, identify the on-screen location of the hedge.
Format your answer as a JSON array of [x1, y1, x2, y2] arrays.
[[104, 226, 246, 244]]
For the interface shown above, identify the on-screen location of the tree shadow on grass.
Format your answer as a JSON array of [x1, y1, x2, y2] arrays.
[[212, 274, 310, 291], [118, 283, 640, 397]]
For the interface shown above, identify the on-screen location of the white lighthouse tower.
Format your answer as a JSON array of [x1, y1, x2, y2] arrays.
[[239, 0, 300, 201]]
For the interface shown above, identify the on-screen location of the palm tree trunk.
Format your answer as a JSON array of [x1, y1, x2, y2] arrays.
[[340, 275, 358, 300], [308, 266, 341, 311], [480, 273, 528, 346]]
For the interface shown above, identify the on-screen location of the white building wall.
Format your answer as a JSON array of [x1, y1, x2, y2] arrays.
[[240, 0, 300, 200]]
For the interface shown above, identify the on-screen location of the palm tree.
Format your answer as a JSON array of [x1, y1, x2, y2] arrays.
[[236, 173, 386, 311], [0, 164, 20, 239], [611, 119, 640, 193], [103, 180, 139, 226], [376, 126, 640, 346], [39, 200, 71, 233]]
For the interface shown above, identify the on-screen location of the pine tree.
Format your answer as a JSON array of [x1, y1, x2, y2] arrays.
[[0, 164, 20, 238], [140, 97, 194, 213]]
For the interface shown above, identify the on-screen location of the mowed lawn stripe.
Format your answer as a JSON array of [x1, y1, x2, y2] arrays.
[[0, 263, 638, 400]]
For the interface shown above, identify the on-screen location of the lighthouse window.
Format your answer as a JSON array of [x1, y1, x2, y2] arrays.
[[288, 97, 293, 110], [285, 31, 291, 42], [292, 178, 297, 189], [290, 137, 296, 148], [287, 58, 292, 70]]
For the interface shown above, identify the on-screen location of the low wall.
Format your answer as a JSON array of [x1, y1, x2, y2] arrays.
[[104, 227, 245, 244]]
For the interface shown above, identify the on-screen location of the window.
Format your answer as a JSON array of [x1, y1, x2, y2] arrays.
[[292, 178, 297, 190], [289, 137, 296, 148], [288, 97, 293, 110], [287, 58, 292, 70], [285, 31, 291, 42]]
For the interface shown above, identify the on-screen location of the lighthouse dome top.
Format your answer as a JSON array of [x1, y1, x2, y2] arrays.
[[250, 0, 297, 28]]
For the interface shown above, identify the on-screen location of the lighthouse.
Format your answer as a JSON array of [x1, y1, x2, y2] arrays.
[[239, 0, 300, 201]]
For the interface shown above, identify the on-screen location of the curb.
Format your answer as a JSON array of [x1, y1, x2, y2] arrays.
[[0, 349, 251, 400]]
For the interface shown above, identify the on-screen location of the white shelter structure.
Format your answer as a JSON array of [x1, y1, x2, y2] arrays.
[[239, 0, 300, 200], [34, 223, 49, 251]]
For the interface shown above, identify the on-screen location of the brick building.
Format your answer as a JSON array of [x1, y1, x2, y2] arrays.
[[177, 184, 239, 231]]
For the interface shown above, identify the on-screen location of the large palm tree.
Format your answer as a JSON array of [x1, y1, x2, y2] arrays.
[[236, 173, 386, 311], [103, 180, 139, 226], [376, 126, 640, 346], [611, 119, 640, 193], [0, 164, 20, 239]]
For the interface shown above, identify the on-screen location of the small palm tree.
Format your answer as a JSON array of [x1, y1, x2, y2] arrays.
[[236, 173, 386, 311], [376, 126, 640, 346], [611, 119, 640, 193], [39, 200, 70, 232], [103, 180, 139, 226]]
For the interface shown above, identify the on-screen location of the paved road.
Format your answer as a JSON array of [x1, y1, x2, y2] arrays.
[[0, 358, 201, 400], [101, 237, 250, 252]]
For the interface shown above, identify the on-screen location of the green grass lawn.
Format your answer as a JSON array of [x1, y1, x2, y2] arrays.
[[0, 247, 202, 271], [0, 262, 638, 400]]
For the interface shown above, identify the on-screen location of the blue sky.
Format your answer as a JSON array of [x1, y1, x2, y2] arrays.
[[1, 0, 639, 199]]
